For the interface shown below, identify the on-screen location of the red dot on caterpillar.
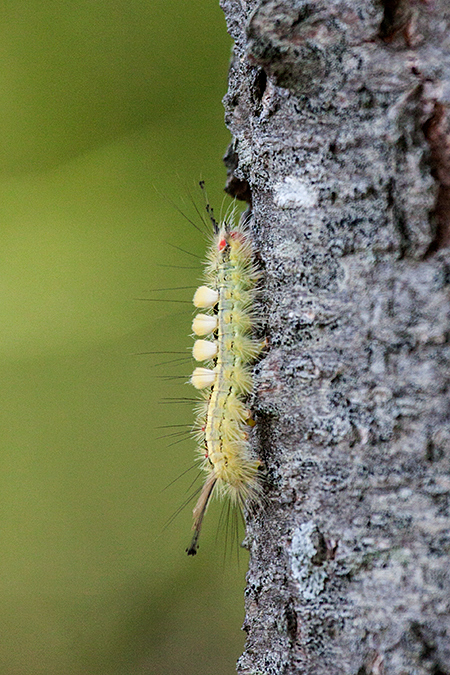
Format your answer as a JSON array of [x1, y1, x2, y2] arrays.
[[218, 238, 227, 251]]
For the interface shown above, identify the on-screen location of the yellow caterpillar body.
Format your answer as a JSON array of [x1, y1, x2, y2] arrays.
[[187, 214, 262, 555]]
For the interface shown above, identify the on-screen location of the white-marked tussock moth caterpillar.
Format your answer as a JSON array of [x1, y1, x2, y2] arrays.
[[187, 200, 263, 556]]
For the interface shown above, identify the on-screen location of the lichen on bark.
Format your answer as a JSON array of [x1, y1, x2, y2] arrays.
[[220, 0, 450, 673]]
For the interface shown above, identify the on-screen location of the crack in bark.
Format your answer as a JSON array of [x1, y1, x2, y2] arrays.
[[379, 0, 413, 41], [422, 101, 450, 254], [223, 143, 252, 204]]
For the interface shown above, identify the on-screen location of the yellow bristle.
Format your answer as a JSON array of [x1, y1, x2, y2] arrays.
[[230, 309, 252, 332], [232, 334, 263, 360], [232, 364, 253, 394]]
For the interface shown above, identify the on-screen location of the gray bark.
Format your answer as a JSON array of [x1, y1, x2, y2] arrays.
[[219, 1, 450, 673]]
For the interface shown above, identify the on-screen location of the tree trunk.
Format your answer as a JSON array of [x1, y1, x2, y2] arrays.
[[220, 1, 450, 673]]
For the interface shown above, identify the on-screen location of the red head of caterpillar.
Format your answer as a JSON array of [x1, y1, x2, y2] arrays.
[[186, 211, 263, 556]]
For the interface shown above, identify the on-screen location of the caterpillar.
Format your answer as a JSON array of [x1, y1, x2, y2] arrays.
[[187, 207, 263, 556]]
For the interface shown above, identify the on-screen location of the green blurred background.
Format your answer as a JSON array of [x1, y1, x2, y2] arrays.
[[0, 2, 248, 673]]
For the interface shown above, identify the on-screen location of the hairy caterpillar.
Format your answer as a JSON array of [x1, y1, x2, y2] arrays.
[[187, 207, 263, 556]]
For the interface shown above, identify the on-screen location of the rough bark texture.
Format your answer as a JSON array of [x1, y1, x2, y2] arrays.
[[220, 1, 450, 673]]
